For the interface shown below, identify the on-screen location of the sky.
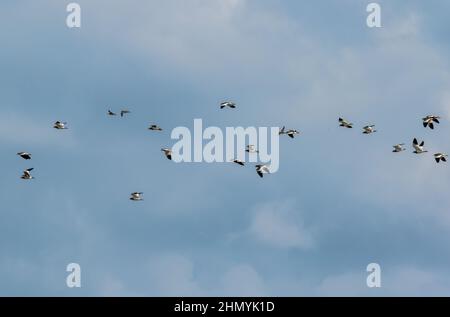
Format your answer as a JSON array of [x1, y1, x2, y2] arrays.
[[1, 0, 450, 296]]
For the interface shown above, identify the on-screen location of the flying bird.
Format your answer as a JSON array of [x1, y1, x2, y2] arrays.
[[130, 192, 143, 201], [120, 110, 131, 117], [246, 145, 259, 153], [107, 110, 117, 116], [161, 148, 172, 160], [53, 121, 68, 129], [21, 168, 34, 180], [220, 101, 236, 109], [231, 159, 245, 166], [279, 126, 300, 138], [434, 153, 448, 163], [148, 124, 163, 131], [17, 152, 32, 160], [422, 115, 440, 130], [363, 125, 377, 134], [255, 164, 270, 178], [339, 117, 353, 128], [392, 144, 406, 153], [412, 138, 428, 154]]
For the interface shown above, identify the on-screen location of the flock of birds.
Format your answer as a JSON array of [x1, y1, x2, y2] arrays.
[[338, 115, 448, 160], [15, 103, 447, 201]]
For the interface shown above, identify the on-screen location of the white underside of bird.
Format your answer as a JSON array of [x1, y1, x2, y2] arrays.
[[412, 138, 427, 154], [422, 115, 440, 129], [54, 121, 68, 129], [220, 101, 236, 109], [392, 144, 405, 153], [363, 125, 377, 134], [246, 145, 259, 153], [255, 164, 270, 178], [130, 192, 143, 201], [339, 117, 353, 128], [161, 148, 172, 160], [21, 168, 34, 180], [434, 153, 448, 163], [279, 126, 300, 138]]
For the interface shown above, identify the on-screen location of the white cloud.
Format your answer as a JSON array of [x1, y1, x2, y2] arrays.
[[317, 271, 366, 296], [441, 91, 450, 121], [0, 112, 77, 148], [146, 254, 202, 296], [376, 12, 421, 40], [317, 266, 450, 296], [247, 201, 315, 249], [220, 264, 266, 296], [98, 276, 127, 296]]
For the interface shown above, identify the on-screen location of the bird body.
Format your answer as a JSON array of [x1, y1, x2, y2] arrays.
[[339, 117, 353, 128], [21, 168, 34, 180], [120, 110, 131, 117], [422, 115, 440, 129], [363, 125, 377, 134], [107, 110, 117, 116], [161, 148, 172, 160], [392, 144, 405, 153], [279, 126, 300, 138], [148, 124, 163, 131], [246, 145, 259, 153], [255, 164, 270, 178], [17, 152, 32, 160], [53, 121, 68, 129], [231, 159, 245, 166], [220, 101, 236, 109], [434, 153, 448, 163], [413, 138, 428, 154], [130, 192, 143, 201]]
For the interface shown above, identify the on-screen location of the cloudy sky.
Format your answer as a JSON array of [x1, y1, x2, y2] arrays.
[[1, 0, 450, 296]]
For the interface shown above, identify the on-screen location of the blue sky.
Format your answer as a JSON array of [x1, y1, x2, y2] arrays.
[[1, 0, 450, 296]]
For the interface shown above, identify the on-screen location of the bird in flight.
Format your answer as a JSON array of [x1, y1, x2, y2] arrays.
[[422, 115, 440, 130], [363, 125, 377, 134], [412, 138, 428, 154], [231, 159, 245, 166], [21, 168, 34, 180], [392, 144, 405, 153], [434, 153, 448, 163], [161, 148, 172, 160], [255, 164, 270, 178], [220, 101, 236, 109], [246, 145, 259, 154], [148, 124, 163, 131], [107, 109, 117, 116], [53, 121, 68, 129], [17, 152, 32, 160], [130, 192, 143, 201], [120, 110, 131, 117], [339, 117, 353, 128], [279, 126, 300, 138]]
